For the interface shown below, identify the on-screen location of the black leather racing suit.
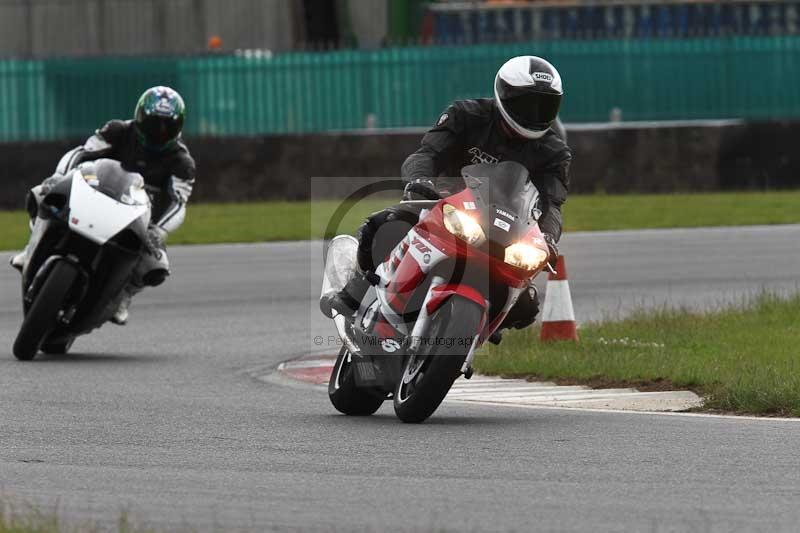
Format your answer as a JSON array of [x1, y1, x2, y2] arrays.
[[357, 98, 572, 330], [401, 99, 570, 241], [56, 119, 196, 235]]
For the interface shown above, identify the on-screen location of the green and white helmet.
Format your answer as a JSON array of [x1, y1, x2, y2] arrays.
[[134, 86, 185, 151]]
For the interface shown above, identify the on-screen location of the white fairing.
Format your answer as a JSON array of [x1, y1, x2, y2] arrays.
[[68, 171, 150, 245]]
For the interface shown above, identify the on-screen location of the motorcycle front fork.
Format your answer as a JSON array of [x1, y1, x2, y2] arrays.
[[407, 275, 483, 380]]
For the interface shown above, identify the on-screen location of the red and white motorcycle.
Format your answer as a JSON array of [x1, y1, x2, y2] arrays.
[[321, 162, 552, 423]]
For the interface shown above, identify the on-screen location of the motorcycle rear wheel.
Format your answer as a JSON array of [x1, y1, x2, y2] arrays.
[[393, 297, 483, 423], [13, 261, 79, 361], [328, 347, 385, 416]]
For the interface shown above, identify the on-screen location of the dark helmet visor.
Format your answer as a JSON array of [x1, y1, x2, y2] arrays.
[[501, 91, 562, 131], [139, 115, 183, 147]]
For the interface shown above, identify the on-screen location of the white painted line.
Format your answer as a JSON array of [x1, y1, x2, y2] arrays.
[[446, 400, 800, 422], [266, 358, 800, 419], [457, 378, 531, 384], [453, 379, 558, 386], [450, 387, 592, 398], [447, 386, 590, 395], [445, 376, 703, 412], [457, 392, 644, 403]]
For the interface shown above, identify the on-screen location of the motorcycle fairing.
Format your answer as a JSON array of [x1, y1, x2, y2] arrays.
[[325, 161, 552, 395], [19, 160, 152, 344], [426, 284, 487, 316], [68, 170, 150, 245], [375, 179, 548, 345]]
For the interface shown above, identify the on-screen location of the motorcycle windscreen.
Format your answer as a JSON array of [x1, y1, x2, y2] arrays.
[[68, 172, 150, 245], [320, 235, 359, 298], [79, 159, 149, 206], [461, 161, 540, 222]]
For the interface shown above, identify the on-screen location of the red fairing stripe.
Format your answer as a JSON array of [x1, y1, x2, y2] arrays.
[[374, 317, 399, 339], [385, 253, 425, 313], [425, 284, 487, 315]]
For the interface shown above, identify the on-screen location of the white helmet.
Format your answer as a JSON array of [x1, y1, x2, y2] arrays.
[[494, 56, 563, 140]]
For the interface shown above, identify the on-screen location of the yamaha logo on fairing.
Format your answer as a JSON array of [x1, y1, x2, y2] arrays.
[[533, 72, 554, 83], [496, 208, 515, 220]]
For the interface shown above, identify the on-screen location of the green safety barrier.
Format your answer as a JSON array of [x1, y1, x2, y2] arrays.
[[1, 36, 799, 142]]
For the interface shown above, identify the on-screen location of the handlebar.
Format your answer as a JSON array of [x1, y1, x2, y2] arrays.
[[404, 182, 441, 201]]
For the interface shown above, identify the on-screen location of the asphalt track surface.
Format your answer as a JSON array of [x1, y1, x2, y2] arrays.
[[1, 225, 799, 532]]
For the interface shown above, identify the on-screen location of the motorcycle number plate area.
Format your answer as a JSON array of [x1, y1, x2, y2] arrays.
[[68, 174, 149, 245]]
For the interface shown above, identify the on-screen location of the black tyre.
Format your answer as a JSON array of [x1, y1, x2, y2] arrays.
[[393, 297, 483, 423], [328, 347, 385, 416], [41, 336, 75, 355], [13, 261, 79, 361]]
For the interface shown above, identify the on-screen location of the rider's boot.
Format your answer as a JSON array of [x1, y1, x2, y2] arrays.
[[491, 284, 541, 345], [10, 212, 38, 274], [111, 231, 170, 326], [320, 273, 372, 319], [9, 247, 27, 273], [110, 288, 138, 326], [320, 203, 420, 319], [110, 290, 133, 326], [488, 330, 503, 345]]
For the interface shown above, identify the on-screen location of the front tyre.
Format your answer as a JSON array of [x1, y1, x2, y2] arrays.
[[41, 336, 76, 355], [393, 297, 483, 423], [13, 261, 79, 361], [328, 347, 385, 416]]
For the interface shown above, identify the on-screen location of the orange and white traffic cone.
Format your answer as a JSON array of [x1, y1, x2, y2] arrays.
[[539, 255, 579, 343]]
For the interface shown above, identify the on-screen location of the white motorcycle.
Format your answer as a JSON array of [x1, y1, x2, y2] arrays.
[[13, 159, 151, 360]]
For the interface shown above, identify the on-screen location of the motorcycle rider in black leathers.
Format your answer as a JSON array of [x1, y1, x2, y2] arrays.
[[10, 86, 196, 325], [321, 56, 571, 341]]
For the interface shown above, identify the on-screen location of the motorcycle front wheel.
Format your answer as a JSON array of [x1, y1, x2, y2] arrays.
[[328, 346, 385, 416], [393, 296, 483, 423], [13, 261, 79, 361]]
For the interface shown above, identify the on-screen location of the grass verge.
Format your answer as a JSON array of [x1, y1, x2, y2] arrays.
[[475, 293, 800, 416], [1, 190, 799, 251], [0, 501, 158, 533]]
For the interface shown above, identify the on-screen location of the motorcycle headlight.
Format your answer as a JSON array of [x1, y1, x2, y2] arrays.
[[505, 242, 549, 271], [442, 204, 486, 246]]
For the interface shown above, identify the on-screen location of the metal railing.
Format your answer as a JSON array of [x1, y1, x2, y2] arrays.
[[423, 0, 800, 43], [2, 0, 799, 59], [0, 0, 297, 58], [1, 36, 799, 141]]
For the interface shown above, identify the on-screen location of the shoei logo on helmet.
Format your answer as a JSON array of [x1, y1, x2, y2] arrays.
[[533, 72, 554, 83]]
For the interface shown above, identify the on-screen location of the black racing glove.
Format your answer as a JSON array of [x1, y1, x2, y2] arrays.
[[543, 233, 559, 270], [402, 178, 439, 201]]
